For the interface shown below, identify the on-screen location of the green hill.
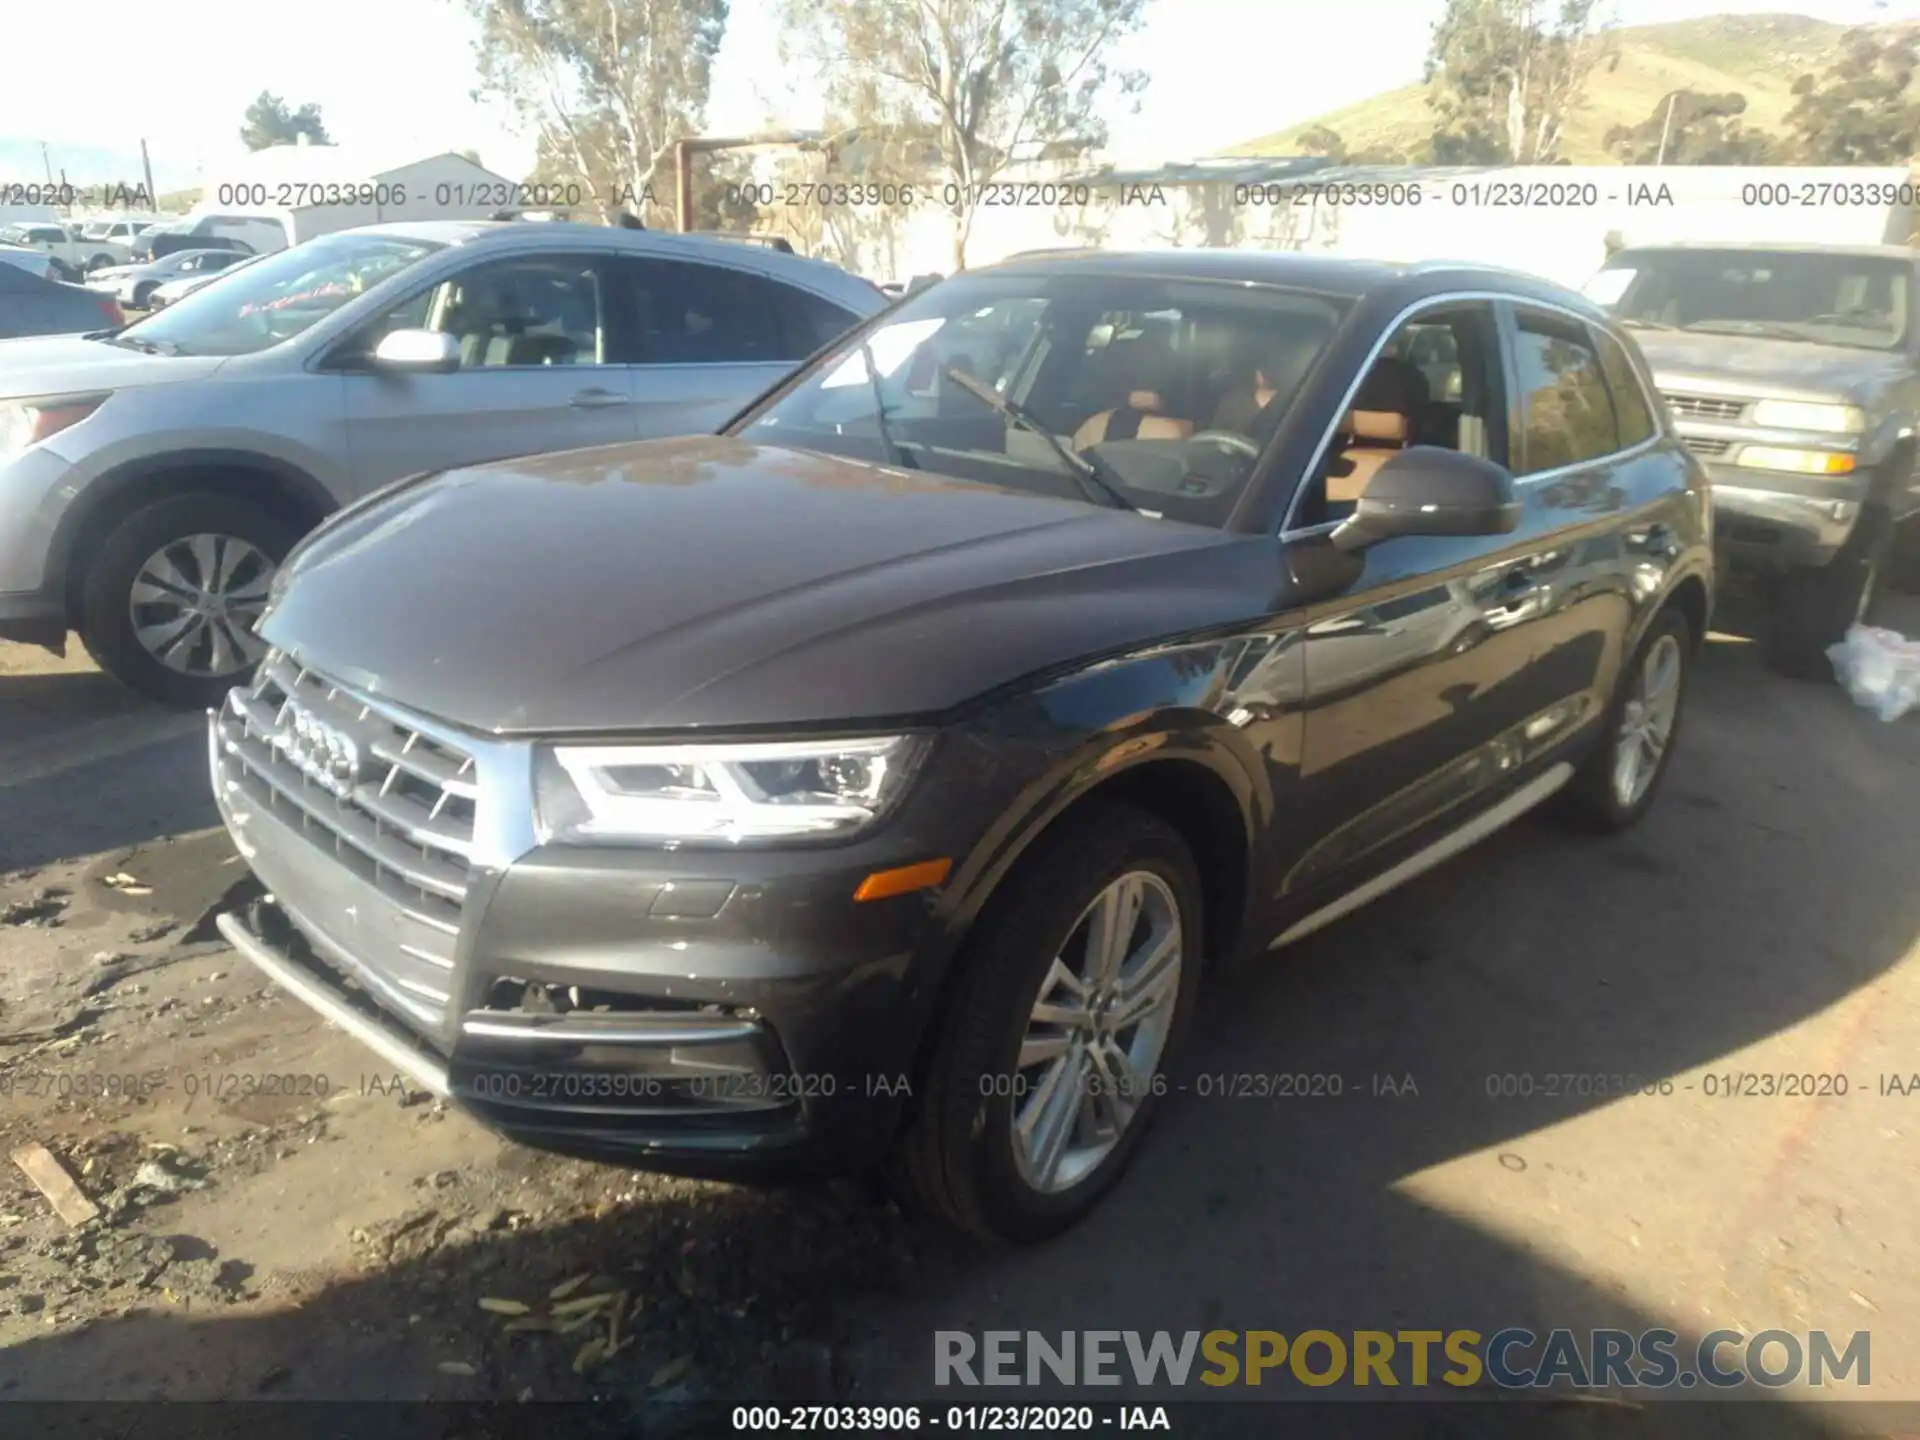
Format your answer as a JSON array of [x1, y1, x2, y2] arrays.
[[1220, 12, 1905, 162]]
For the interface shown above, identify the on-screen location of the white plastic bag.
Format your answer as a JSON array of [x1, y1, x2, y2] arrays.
[[1827, 624, 1920, 722]]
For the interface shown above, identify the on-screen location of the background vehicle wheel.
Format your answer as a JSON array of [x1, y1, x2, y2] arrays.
[[898, 803, 1206, 1243], [1767, 512, 1890, 680], [132, 282, 158, 309], [87, 254, 114, 274], [1555, 606, 1693, 834], [78, 493, 295, 709], [1892, 515, 1920, 594]]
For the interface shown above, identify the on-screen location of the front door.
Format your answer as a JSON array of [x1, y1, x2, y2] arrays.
[[341, 251, 638, 491], [1276, 299, 1569, 916]]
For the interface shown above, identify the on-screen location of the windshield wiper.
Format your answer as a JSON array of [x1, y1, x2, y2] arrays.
[[858, 341, 915, 469], [940, 365, 1135, 512], [98, 333, 183, 356]]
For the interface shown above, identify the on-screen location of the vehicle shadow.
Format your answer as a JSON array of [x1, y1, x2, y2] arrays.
[[0, 660, 216, 874], [4, 615, 1918, 1436], [0, 1184, 1892, 1440]]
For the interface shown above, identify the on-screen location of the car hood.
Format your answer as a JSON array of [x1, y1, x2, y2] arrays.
[[1630, 329, 1909, 405], [0, 336, 229, 397], [263, 436, 1264, 735]]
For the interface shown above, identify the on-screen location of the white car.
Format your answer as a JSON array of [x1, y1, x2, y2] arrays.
[[88, 248, 253, 310], [0, 222, 128, 278], [147, 252, 261, 309]]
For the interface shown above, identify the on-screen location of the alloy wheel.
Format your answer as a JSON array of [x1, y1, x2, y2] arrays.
[[1011, 870, 1183, 1195], [127, 533, 275, 677], [1611, 632, 1683, 810]]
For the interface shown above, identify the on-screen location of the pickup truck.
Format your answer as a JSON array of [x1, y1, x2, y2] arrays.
[[1586, 241, 1920, 677], [0, 221, 136, 279]]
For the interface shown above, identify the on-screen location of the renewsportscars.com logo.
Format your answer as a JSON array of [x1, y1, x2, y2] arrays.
[[934, 1328, 1872, 1391]]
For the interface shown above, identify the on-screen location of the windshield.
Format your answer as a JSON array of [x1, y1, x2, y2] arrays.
[[1591, 250, 1912, 352], [732, 271, 1352, 527], [116, 233, 445, 356]]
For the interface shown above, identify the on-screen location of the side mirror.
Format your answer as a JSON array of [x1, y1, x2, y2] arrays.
[[371, 328, 461, 374], [1330, 447, 1522, 552]]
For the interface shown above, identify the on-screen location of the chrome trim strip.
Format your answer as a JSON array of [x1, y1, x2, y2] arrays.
[[217, 911, 451, 1098], [1268, 761, 1574, 951], [1280, 289, 1665, 538], [460, 1014, 763, 1046]]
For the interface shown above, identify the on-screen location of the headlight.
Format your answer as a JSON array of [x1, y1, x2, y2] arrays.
[[1751, 400, 1865, 433], [534, 735, 929, 846], [0, 395, 109, 455], [1735, 445, 1857, 476]]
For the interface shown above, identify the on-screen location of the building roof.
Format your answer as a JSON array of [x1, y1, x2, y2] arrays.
[[208, 143, 512, 189]]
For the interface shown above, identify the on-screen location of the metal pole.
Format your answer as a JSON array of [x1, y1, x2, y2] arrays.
[[140, 139, 157, 209], [676, 138, 694, 232], [1654, 92, 1677, 166]]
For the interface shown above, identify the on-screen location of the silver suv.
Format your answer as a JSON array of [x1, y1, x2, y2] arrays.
[[0, 221, 886, 706]]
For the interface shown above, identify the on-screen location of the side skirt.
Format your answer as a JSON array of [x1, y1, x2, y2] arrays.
[[1267, 761, 1574, 952]]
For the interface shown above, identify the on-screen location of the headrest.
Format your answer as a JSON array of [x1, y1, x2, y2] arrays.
[[1353, 355, 1428, 411], [1127, 389, 1164, 413], [1347, 409, 1410, 443]]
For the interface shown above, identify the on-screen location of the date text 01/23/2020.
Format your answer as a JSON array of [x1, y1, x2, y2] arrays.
[[730, 1404, 1171, 1432]]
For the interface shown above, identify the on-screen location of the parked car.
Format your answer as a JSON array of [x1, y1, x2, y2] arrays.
[[205, 250, 1712, 1243], [75, 217, 157, 258], [132, 215, 282, 263], [0, 221, 129, 278], [148, 252, 263, 310], [130, 220, 260, 264], [88, 248, 254, 310], [0, 262, 124, 339], [0, 244, 56, 281], [1585, 241, 1920, 676], [0, 219, 143, 278], [0, 220, 888, 704]]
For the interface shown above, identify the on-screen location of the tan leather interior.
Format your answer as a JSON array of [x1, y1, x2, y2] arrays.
[[1127, 389, 1164, 412], [1326, 359, 1426, 503], [1348, 409, 1408, 444], [1073, 408, 1195, 447]]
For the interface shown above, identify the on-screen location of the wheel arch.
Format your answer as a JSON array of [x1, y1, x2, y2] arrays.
[[900, 732, 1261, 1116], [51, 450, 337, 622]]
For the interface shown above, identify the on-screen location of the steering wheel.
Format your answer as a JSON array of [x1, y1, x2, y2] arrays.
[[1185, 430, 1261, 459]]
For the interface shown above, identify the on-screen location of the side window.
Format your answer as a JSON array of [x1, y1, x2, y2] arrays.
[[1298, 301, 1503, 528], [1509, 310, 1619, 475], [1594, 329, 1656, 448], [606, 257, 786, 365], [774, 286, 862, 357], [433, 255, 606, 369]]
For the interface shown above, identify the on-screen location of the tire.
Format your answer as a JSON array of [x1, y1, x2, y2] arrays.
[[87, 254, 113, 273], [897, 802, 1206, 1243], [133, 282, 157, 309], [1893, 514, 1920, 594], [1554, 606, 1694, 834], [78, 492, 296, 709], [1767, 511, 1891, 680]]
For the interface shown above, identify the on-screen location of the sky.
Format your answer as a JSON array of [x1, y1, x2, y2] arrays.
[[1, 0, 1915, 188]]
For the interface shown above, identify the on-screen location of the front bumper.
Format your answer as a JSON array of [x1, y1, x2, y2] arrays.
[[206, 679, 957, 1179], [1706, 476, 1864, 569]]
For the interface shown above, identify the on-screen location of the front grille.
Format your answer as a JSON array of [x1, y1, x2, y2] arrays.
[[1664, 393, 1747, 422], [1682, 435, 1733, 458], [214, 652, 478, 1024]]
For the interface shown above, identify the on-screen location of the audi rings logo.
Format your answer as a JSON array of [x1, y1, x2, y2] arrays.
[[270, 703, 364, 798]]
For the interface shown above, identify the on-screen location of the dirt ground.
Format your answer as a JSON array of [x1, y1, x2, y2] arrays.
[[2, 596, 1918, 1435]]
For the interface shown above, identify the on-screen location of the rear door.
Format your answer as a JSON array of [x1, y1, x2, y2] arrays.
[[339, 250, 640, 487], [603, 256, 866, 436], [1496, 302, 1661, 733]]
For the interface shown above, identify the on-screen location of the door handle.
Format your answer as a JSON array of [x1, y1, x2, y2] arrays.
[[569, 388, 629, 410]]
